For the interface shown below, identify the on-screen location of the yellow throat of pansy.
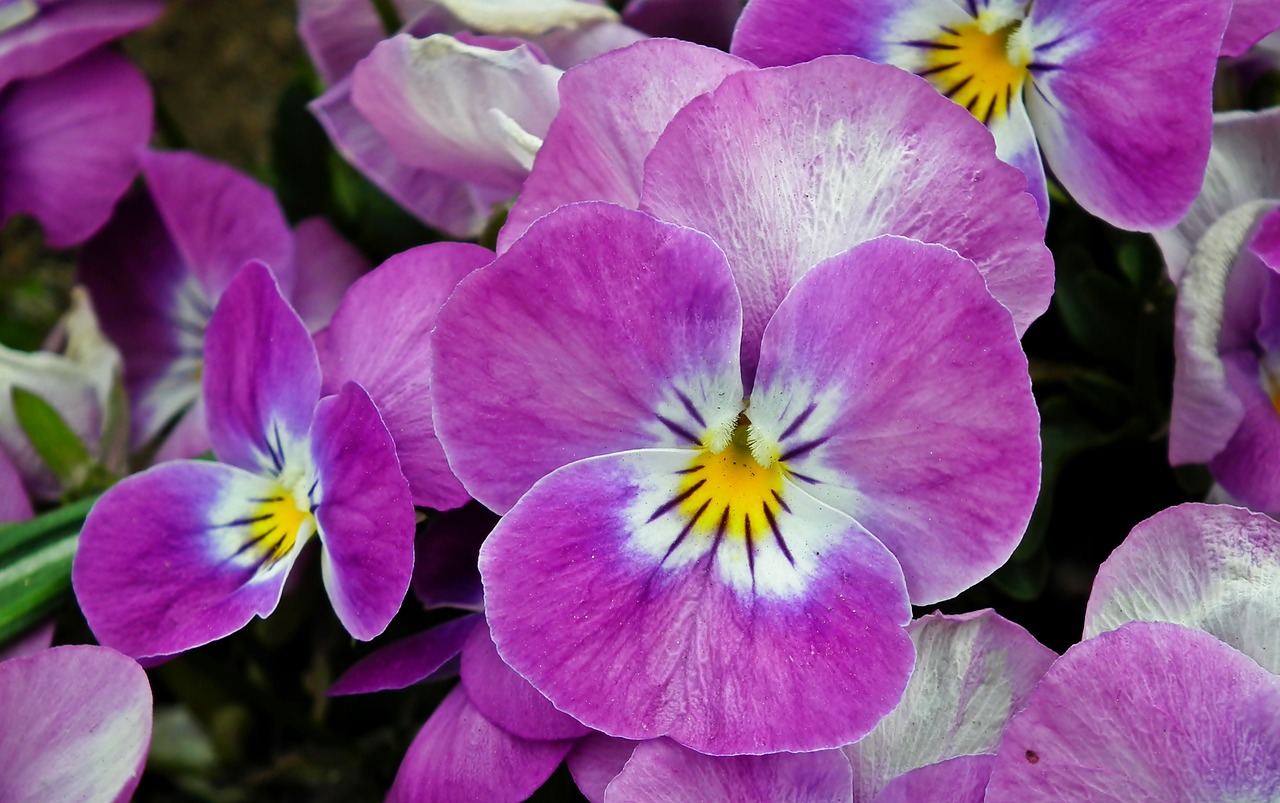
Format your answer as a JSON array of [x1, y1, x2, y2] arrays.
[[916, 11, 1033, 125]]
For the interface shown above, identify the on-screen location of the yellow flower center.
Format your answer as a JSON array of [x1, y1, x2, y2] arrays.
[[922, 17, 1030, 125], [676, 416, 785, 543], [245, 485, 315, 566]]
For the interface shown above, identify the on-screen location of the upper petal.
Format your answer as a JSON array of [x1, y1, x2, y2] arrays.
[[0, 0, 162, 88], [1220, 0, 1280, 57], [288, 217, 369, 333]]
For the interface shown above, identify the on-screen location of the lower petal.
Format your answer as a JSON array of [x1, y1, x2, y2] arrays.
[[568, 734, 639, 803], [1209, 350, 1280, 510], [872, 755, 995, 803], [329, 614, 481, 696], [990, 96, 1048, 222]]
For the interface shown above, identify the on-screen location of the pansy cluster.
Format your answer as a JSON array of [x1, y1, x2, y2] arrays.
[[3, 0, 1280, 800]]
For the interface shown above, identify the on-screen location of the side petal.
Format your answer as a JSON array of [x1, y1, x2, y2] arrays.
[[498, 38, 752, 252], [1024, 0, 1230, 230], [984, 622, 1280, 802], [388, 684, 574, 803], [750, 237, 1040, 605], [0, 0, 162, 88], [639, 56, 1052, 377], [1208, 350, 1280, 510], [433, 203, 743, 513], [329, 613, 481, 696], [871, 755, 995, 803], [312, 382, 415, 641], [316, 241, 493, 511], [623, 0, 742, 50], [481, 449, 914, 755], [72, 461, 305, 660], [0, 50, 151, 247], [1220, 0, 1280, 57], [0, 645, 152, 803], [602, 739, 853, 803], [289, 217, 369, 333], [731, 0, 954, 66], [990, 95, 1049, 222], [203, 262, 320, 474], [412, 502, 493, 611], [846, 611, 1055, 801], [0, 447, 31, 522], [568, 733, 639, 803], [296, 0, 387, 85], [1084, 503, 1280, 674]]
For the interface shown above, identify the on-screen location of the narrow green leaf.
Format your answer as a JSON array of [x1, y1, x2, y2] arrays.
[[0, 492, 97, 562], [0, 532, 77, 643], [11, 386, 93, 487]]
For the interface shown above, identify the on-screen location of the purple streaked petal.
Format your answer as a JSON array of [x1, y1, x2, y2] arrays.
[[0, 645, 151, 803], [639, 57, 1052, 377], [1084, 503, 1280, 673], [730, 0, 920, 66], [481, 448, 913, 755], [351, 33, 561, 192], [623, 0, 741, 50], [329, 613, 481, 695], [434, 203, 743, 513], [1208, 350, 1280, 510], [846, 611, 1055, 801], [203, 262, 320, 475], [498, 39, 751, 252], [461, 618, 591, 741], [316, 241, 492, 511], [528, 19, 645, 69], [1155, 108, 1280, 283], [387, 684, 574, 803], [311, 382, 415, 641], [0, 447, 29, 521], [568, 734, 638, 803], [0, 0, 162, 88], [871, 754, 994, 803], [310, 76, 493, 238], [296, 0, 387, 85], [750, 237, 1040, 605], [602, 739, 853, 803], [1221, 0, 1280, 57], [991, 96, 1048, 222], [139, 149, 296, 300], [984, 622, 1280, 802], [150, 395, 210, 463], [0, 50, 151, 247], [72, 461, 305, 660], [289, 217, 369, 333], [1025, 0, 1230, 230], [412, 502, 493, 611]]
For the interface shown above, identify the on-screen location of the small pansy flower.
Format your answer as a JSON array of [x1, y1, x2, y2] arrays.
[[731, 0, 1232, 229], [432, 203, 1040, 754], [72, 263, 415, 660]]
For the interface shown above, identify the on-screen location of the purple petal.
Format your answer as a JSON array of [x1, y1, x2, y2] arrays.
[[329, 613, 481, 695], [731, 0, 905, 66], [311, 75, 494, 238], [412, 502, 493, 611], [433, 203, 743, 513], [0, 50, 151, 247], [1221, 0, 1280, 57], [203, 262, 320, 475], [0, 446, 30, 522], [388, 684, 574, 803], [311, 382, 415, 641], [0, 620, 52, 662], [846, 611, 1055, 801], [750, 237, 1040, 604], [0, 645, 151, 803], [638, 56, 1052, 377], [991, 96, 1049, 222], [984, 622, 1280, 802], [288, 217, 369, 333], [140, 149, 296, 301], [316, 241, 492, 511], [871, 755, 994, 803], [296, 0, 387, 85], [1208, 349, 1280, 510], [1155, 108, 1280, 283], [1084, 503, 1280, 674], [72, 461, 305, 659], [0, 0, 162, 88], [603, 739, 853, 803], [461, 618, 591, 741], [568, 734, 638, 803], [623, 0, 741, 50], [1025, 0, 1230, 230], [481, 448, 913, 755], [498, 39, 751, 252]]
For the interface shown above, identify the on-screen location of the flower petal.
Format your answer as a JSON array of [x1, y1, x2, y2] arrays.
[[412, 502, 492, 611], [0, 447, 30, 522], [984, 622, 1280, 802], [731, 0, 956, 66], [1220, 0, 1280, 57], [316, 241, 492, 511], [498, 39, 751, 252], [434, 203, 743, 513], [73, 461, 305, 659], [568, 733, 638, 803], [329, 613, 481, 696], [0, 645, 151, 803], [1208, 349, 1280, 510], [481, 448, 913, 755], [602, 739, 853, 803], [750, 237, 1040, 604], [311, 382, 416, 641], [0, 0, 162, 88], [623, 0, 742, 50], [871, 754, 994, 803], [297, 0, 387, 85], [289, 217, 369, 333], [388, 684, 574, 803], [638, 56, 1051, 377]]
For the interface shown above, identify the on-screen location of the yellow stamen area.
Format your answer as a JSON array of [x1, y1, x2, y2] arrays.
[[677, 418, 784, 542], [249, 488, 314, 564], [924, 18, 1030, 125]]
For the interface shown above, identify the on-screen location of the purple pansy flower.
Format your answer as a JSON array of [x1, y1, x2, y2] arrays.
[[732, 0, 1231, 229], [433, 202, 1040, 754], [0, 644, 152, 803], [1221, 0, 1280, 57], [72, 263, 414, 660]]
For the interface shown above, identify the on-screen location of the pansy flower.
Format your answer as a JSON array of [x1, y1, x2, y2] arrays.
[[732, 0, 1231, 229], [72, 263, 415, 660], [433, 202, 1040, 754]]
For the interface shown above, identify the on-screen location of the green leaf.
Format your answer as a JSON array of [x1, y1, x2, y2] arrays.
[[0, 530, 77, 643], [11, 386, 93, 487], [0, 492, 97, 562], [989, 546, 1050, 602], [1053, 244, 1142, 369]]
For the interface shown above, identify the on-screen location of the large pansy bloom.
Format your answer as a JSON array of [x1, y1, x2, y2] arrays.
[[73, 263, 414, 660], [732, 0, 1231, 229], [433, 203, 1040, 754]]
